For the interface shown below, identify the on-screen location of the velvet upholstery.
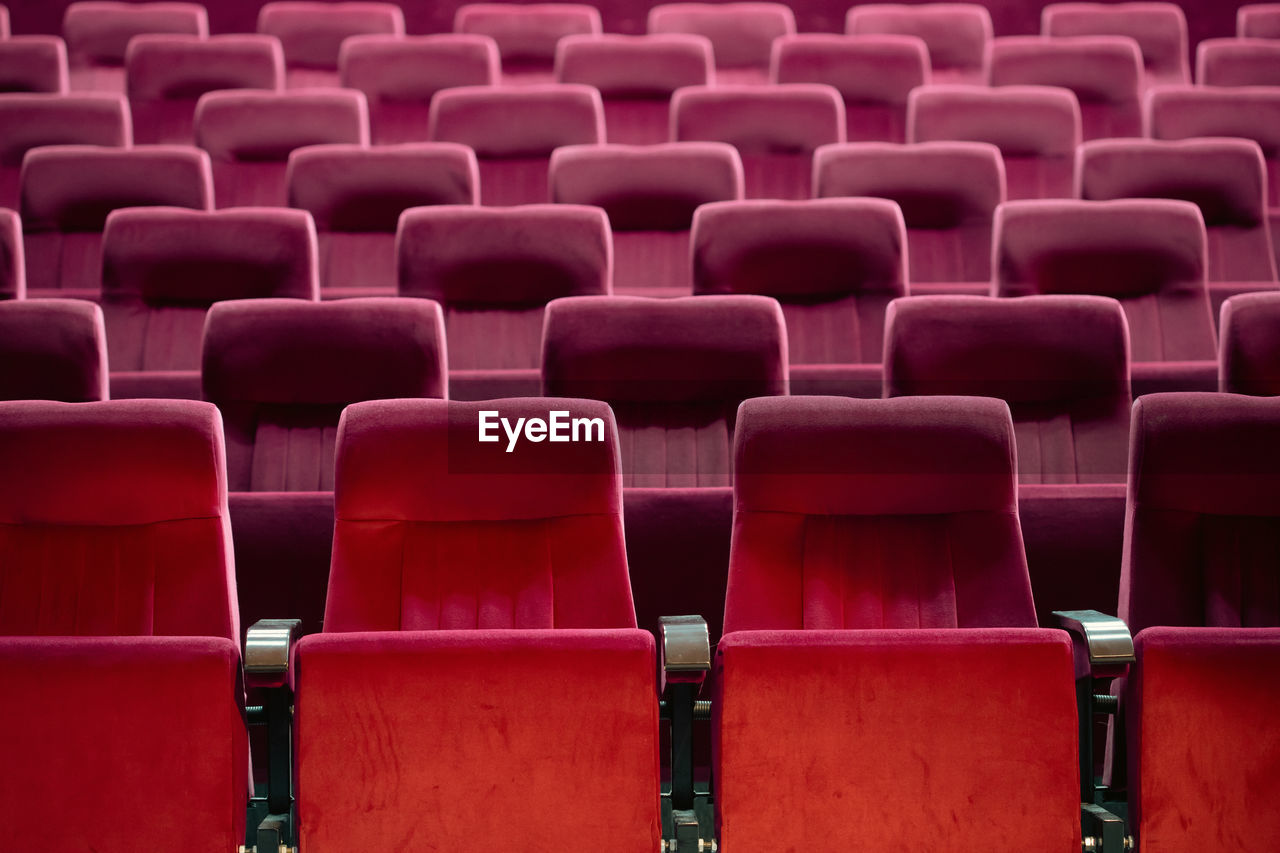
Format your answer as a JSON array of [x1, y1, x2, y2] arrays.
[[0, 36, 70, 94], [203, 297, 446, 492], [1042, 2, 1190, 88], [543, 295, 788, 486], [671, 83, 845, 199], [988, 35, 1144, 140], [0, 300, 107, 402], [257, 0, 403, 87], [1197, 38, 1280, 87], [846, 3, 993, 84], [1239, 3, 1280, 37], [815, 140, 1005, 283], [909, 84, 1082, 200], [0, 92, 130, 208], [194, 88, 369, 208], [1020, 483, 1127, 624], [549, 142, 742, 293], [770, 34, 929, 143], [126, 34, 284, 145], [1220, 291, 1280, 394], [0, 4, 7, 37], [648, 2, 795, 83], [287, 143, 478, 294], [885, 295, 1131, 484], [0, 207, 22, 300], [63, 1, 207, 91], [456, 2, 601, 83]]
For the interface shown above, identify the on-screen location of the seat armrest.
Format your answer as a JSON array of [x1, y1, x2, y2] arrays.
[[660, 614, 710, 691], [1054, 609, 1133, 680], [245, 618, 301, 689]]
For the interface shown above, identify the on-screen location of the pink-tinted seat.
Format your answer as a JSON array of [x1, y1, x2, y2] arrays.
[[0, 207, 22, 300], [0, 5, 8, 37], [0, 36, 69, 94], [1221, 291, 1280, 394], [101, 207, 318, 400], [1239, 3, 1280, 38], [909, 84, 1081, 199], [814, 140, 1005, 285], [0, 300, 107, 401], [549, 142, 742, 294], [771, 34, 930, 143], [397, 203, 610, 399], [287, 143, 478, 296], [194, 89, 369, 208], [0, 93, 130, 208], [555, 33, 714, 144], [0, 398, 245, 852], [202, 297, 446, 492], [1042, 2, 1189, 88], [257, 1, 404, 88], [1197, 38, 1280, 87], [671, 83, 845, 199], [63, 1, 207, 92], [428, 84, 603, 206], [339, 34, 500, 145], [20, 144, 212, 297], [885, 294, 1132, 483], [846, 3, 992, 84], [648, 2, 795, 85], [126, 34, 284, 145], [691, 197, 906, 397], [455, 3, 601, 84], [988, 35, 1143, 140], [542, 294, 788, 487]]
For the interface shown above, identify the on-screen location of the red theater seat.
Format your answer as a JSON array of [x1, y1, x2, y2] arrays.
[[63, 1, 208, 92], [1043, 2, 1190, 89], [1239, 3, 1280, 38], [0, 37, 70, 94], [549, 141, 742, 294], [1197, 38, 1280, 87], [456, 3, 602, 84], [257, 1, 404, 89], [1221, 291, 1280, 393], [0, 207, 22, 300], [0, 5, 7, 38], [846, 3, 993, 85], [0, 300, 107, 401], [771, 34, 930, 143], [648, 2, 795, 85], [0, 93, 130, 208], [287, 142, 478, 295], [542, 294, 788, 487], [691, 197, 906, 396], [126, 34, 284, 145]]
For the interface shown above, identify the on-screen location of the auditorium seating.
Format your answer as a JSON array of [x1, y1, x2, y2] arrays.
[[456, 2, 602, 84], [549, 141, 742, 294], [286, 142, 478, 295], [648, 2, 795, 84], [0, 36, 70, 94], [0, 5, 8, 38], [0, 92, 130, 208], [0, 299, 107, 401], [0, 207, 22, 300], [1197, 38, 1280, 85], [1043, 2, 1191, 88], [846, 2, 993, 84], [1239, 2, 1280, 37], [691, 197, 906, 396], [257, 1, 404, 88], [63, 1, 208, 91], [1220, 290, 1280, 393]]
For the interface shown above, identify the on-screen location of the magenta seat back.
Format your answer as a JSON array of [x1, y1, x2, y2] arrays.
[[1197, 39, 1280, 87], [0, 207, 22, 300], [1043, 2, 1189, 87], [0, 5, 8, 37], [63, 1, 207, 66], [846, 3, 992, 83], [1239, 3, 1280, 38], [257, 1, 404, 71], [0, 93, 130, 208], [455, 3, 601, 71], [648, 2, 795, 76], [0, 37, 69, 94], [0, 300, 107, 402], [1221, 291, 1280, 395]]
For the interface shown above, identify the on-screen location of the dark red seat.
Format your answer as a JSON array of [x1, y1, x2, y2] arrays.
[[456, 3, 602, 84], [1197, 38, 1280, 87], [256, 1, 404, 88], [63, 1, 207, 92], [0, 92, 130, 208], [0, 299, 107, 401], [1042, 2, 1189, 89], [1220, 291, 1280, 394], [648, 2, 794, 85], [1239, 3, 1280, 38], [0, 36, 69, 94], [846, 2, 992, 84]]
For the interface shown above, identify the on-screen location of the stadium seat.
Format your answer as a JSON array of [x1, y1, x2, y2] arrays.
[[0, 299, 107, 401], [0, 207, 22, 300], [257, 1, 404, 88], [691, 197, 906, 396], [100, 206, 318, 400], [846, 2, 993, 84], [202, 297, 446, 492], [814, 140, 1005, 285], [1197, 38, 1280, 86], [0, 36, 69, 94], [429, 84, 604, 205], [1043, 2, 1190, 88], [20, 144, 212, 297], [556, 33, 714, 144], [542, 294, 788, 486], [1221, 291, 1280, 393], [398, 203, 610, 399], [455, 3, 602, 84], [671, 83, 845, 199], [0, 92, 130, 208], [648, 2, 795, 84], [549, 141, 742, 294], [194, 88, 369, 208], [770, 34, 930, 143], [909, 84, 1081, 199], [1239, 3, 1280, 38], [339, 34, 500, 144], [988, 35, 1144, 139], [287, 142, 478, 296], [126, 34, 284, 144], [62, 1, 207, 92]]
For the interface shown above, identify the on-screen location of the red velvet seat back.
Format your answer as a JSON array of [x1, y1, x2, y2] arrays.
[[455, 2, 601, 79], [257, 0, 404, 87], [1043, 2, 1190, 88], [846, 3, 993, 84], [0, 207, 22, 300], [0, 300, 107, 402], [0, 5, 8, 37], [203, 297, 446, 492], [885, 294, 1132, 484], [1221, 291, 1280, 394], [815, 140, 1005, 283], [1197, 38, 1280, 87], [0, 36, 69, 94], [724, 394, 1035, 633], [0, 93, 130, 208], [62, 0, 206, 92], [1240, 4, 1280, 37], [648, 2, 795, 83]]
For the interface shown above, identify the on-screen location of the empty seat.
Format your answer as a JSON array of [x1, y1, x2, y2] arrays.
[[257, 1, 405, 88], [456, 3, 601, 84], [63, 1, 208, 92], [101, 207, 319, 399], [909, 85, 1081, 199], [288, 143, 478, 296], [995, 199, 1217, 394], [0, 93, 130, 208], [1042, 2, 1189, 88], [126, 34, 284, 145], [429, 84, 603, 206], [0, 5, 7, 38], [815, 141, 1005, 285], [846, 3, 993, 84], [770, 34, 930, 143], [0, 207, 22, 300], [1239, 3, 1280, 38], [0, 36, 70, 94], [0, 300, 107, 401], [988, 35, 1143, 140], [549, 141, 742, 294], [202, 297, 446, 492], [194, 89, 369, 208], [20, 145, 212, 297], [339, 34, 500, 145], [691, 197, 906, 397], [648, 2, 795, 85], [672, 83, 845, 199], [398, 203, 610, 399], [1221, 291, 1280, 394], [1197, 38, 1280, 87], [542, 294, 788, 486], [556, 33, 714, 144], [884, 294, 1132, 483]]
